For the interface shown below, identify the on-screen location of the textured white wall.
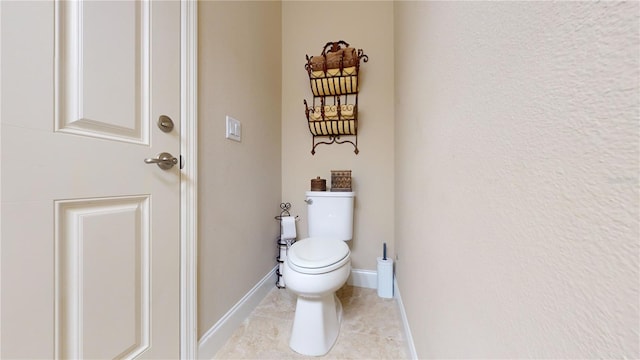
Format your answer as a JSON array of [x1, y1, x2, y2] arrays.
[[394, 1, 639, 358]]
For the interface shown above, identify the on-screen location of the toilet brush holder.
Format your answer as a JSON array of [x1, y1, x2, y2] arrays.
[[377, 257, 394, 298]]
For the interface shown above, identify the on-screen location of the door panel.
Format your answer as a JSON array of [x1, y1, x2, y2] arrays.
[[56, 196, 150, 359], [56, 0, 150, 143], [1, 1, 181, 358]]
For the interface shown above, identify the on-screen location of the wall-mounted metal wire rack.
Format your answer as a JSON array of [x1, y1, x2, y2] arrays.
[[304, 40, 368, 155]]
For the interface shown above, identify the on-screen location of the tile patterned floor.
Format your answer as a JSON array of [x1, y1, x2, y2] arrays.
[[213, 285, 409, 359]]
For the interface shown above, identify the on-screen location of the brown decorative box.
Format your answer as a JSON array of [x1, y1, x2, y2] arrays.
[[330, 170, 352, 191], [310, 176, 327, 191]]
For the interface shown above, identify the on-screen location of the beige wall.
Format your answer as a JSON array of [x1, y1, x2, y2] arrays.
[[282, 1, 394, 271], [198, 1, 282, 338], [394, 1, 639, 358]]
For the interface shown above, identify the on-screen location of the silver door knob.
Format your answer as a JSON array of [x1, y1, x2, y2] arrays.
[[144, 152, 178, 170]]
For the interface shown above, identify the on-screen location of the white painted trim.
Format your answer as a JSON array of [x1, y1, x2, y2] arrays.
[[180, 0, 198, 359], [394, 277, 418, 360], [347, 268, 377, 289], [0, 4, 3, 353], [197, 267, 278, 360]]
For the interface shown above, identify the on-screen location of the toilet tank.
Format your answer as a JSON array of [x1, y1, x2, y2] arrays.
[[305, 191, 355, 241]]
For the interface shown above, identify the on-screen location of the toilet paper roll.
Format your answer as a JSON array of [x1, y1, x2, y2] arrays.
[[280, 216, 297, 239], [278, 244, 287, 262]]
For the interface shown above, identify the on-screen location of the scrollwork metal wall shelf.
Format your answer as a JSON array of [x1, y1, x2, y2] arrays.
[[304, 40, 368, 155]]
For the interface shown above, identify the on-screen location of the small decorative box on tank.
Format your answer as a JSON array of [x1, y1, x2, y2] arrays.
[[330, 170, 352, 192], [310, 176, 327, 191]]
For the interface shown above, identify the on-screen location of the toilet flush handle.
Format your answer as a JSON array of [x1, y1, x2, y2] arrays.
[[304, 198, 313, 205]]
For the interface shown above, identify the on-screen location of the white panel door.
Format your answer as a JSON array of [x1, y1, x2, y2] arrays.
[[1, 1, 181, 358]]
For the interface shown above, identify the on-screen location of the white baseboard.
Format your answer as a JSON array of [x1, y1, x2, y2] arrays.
[[197, 266, 277, 360], [347, 268, 377, 289], [394, 278, 418, 360]]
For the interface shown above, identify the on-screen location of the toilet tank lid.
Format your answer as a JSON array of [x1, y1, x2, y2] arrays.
[[305, 191, 355, 198]]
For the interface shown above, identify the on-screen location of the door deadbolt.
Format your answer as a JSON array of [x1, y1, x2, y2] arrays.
[[158, 115, 174, 132], [144, 152, 178, 170]]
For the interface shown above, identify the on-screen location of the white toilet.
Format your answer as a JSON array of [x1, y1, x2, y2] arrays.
[[283, 191, 354, 356]]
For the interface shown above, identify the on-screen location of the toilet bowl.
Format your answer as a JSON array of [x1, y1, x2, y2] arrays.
[[284, 237, 351, 356], [283, 191, 355, 356]]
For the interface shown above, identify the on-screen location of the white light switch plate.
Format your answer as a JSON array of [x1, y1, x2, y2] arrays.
[[225, 115, 241, 142]]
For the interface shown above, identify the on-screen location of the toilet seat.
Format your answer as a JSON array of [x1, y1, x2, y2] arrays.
[[287, 237, 350, 274]]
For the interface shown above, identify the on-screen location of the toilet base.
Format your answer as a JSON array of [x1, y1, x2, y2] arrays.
[[289, 293, 343, 356]]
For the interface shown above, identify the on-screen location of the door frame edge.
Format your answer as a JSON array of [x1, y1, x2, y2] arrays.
[[180, 0, 198, 358]]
